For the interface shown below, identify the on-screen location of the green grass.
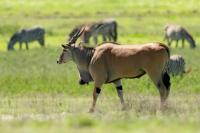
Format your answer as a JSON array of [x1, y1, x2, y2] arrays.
[[0, 93, 200, 133], [0, 0, 200, 132]]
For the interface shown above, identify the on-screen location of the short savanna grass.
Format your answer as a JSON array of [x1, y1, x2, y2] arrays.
[[0, 0, 200, 132]]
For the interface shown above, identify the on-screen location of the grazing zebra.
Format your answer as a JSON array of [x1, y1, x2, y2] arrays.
[[164, 24, 196, 49], [68, 19, 117, 44], [166, 54, 187, 76], [8, 27, 45, 50]]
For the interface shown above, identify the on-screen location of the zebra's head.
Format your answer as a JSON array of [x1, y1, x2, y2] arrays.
[[187, 36, 196, 49], [7, 32, 20, 50], [190, 40, 196, 49]]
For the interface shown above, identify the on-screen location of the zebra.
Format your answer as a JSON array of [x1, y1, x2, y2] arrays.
[[163, 24, 196, 49], [68, 19, 117, 45], [8, 27, 45, 50], [166, 54, 190, 76]]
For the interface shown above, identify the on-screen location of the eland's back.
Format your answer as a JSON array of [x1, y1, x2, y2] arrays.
[[90, 42, 169, 83]]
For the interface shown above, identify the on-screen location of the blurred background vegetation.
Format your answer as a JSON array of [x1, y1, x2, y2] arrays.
[[0, 0, 200, 133]]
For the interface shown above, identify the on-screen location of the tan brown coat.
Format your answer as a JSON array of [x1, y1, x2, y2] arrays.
[[58, 28, 170, 112], [89, 43, 169, 86]]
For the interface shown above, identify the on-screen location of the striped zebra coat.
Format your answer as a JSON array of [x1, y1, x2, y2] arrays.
[[166, 54, 186, 76], [164, 24, 196, 49], [68, 19, 117, 45], [8, 27, 45, 50]]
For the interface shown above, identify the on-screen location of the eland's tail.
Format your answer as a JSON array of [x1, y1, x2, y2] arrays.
[[162, 72, 171, 90]]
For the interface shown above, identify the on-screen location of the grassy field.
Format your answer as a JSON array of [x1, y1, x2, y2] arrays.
[[0, 0, 200, 133]]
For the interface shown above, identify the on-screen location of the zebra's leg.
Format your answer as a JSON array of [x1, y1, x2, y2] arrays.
[[180, 73, 183, 78], [182, 39, 185, 48], [89, 86, 101, 113], [108, 35, 112, 41], [102, 35, 106, 42], [166, 38, 171, 47], [83, 34, 90, 44], [114, 80, 125, 110], [176, 40, 179, 48], [110, 31, 115, 41], [163, 36, 166, 41], [93, 36, 98, 44], [19, 42, 22, 50], [25, 42, 29, 50]]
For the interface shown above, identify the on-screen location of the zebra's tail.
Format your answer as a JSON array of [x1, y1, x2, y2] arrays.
[[184, 66, 192, 74]]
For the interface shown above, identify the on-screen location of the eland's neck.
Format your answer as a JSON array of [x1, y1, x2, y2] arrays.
[[71, 46, 94, 70]]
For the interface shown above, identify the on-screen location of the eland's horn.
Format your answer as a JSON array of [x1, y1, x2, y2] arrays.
[[68, 27, 85, 45]]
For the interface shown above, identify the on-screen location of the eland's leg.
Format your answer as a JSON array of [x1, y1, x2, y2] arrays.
[[158, 80, 170, 106], [114, 80, 125, 110], [89, 69, 107, 112], [89, 86, 101, 113], [148, 72, 170, 109], [158, 73, 170, 108]]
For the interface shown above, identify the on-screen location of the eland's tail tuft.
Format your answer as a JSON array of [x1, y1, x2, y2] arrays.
[[162, 72, 171, 90]]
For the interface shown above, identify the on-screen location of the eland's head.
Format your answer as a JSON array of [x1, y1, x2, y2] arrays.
[[57, 27, 85, 64]]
